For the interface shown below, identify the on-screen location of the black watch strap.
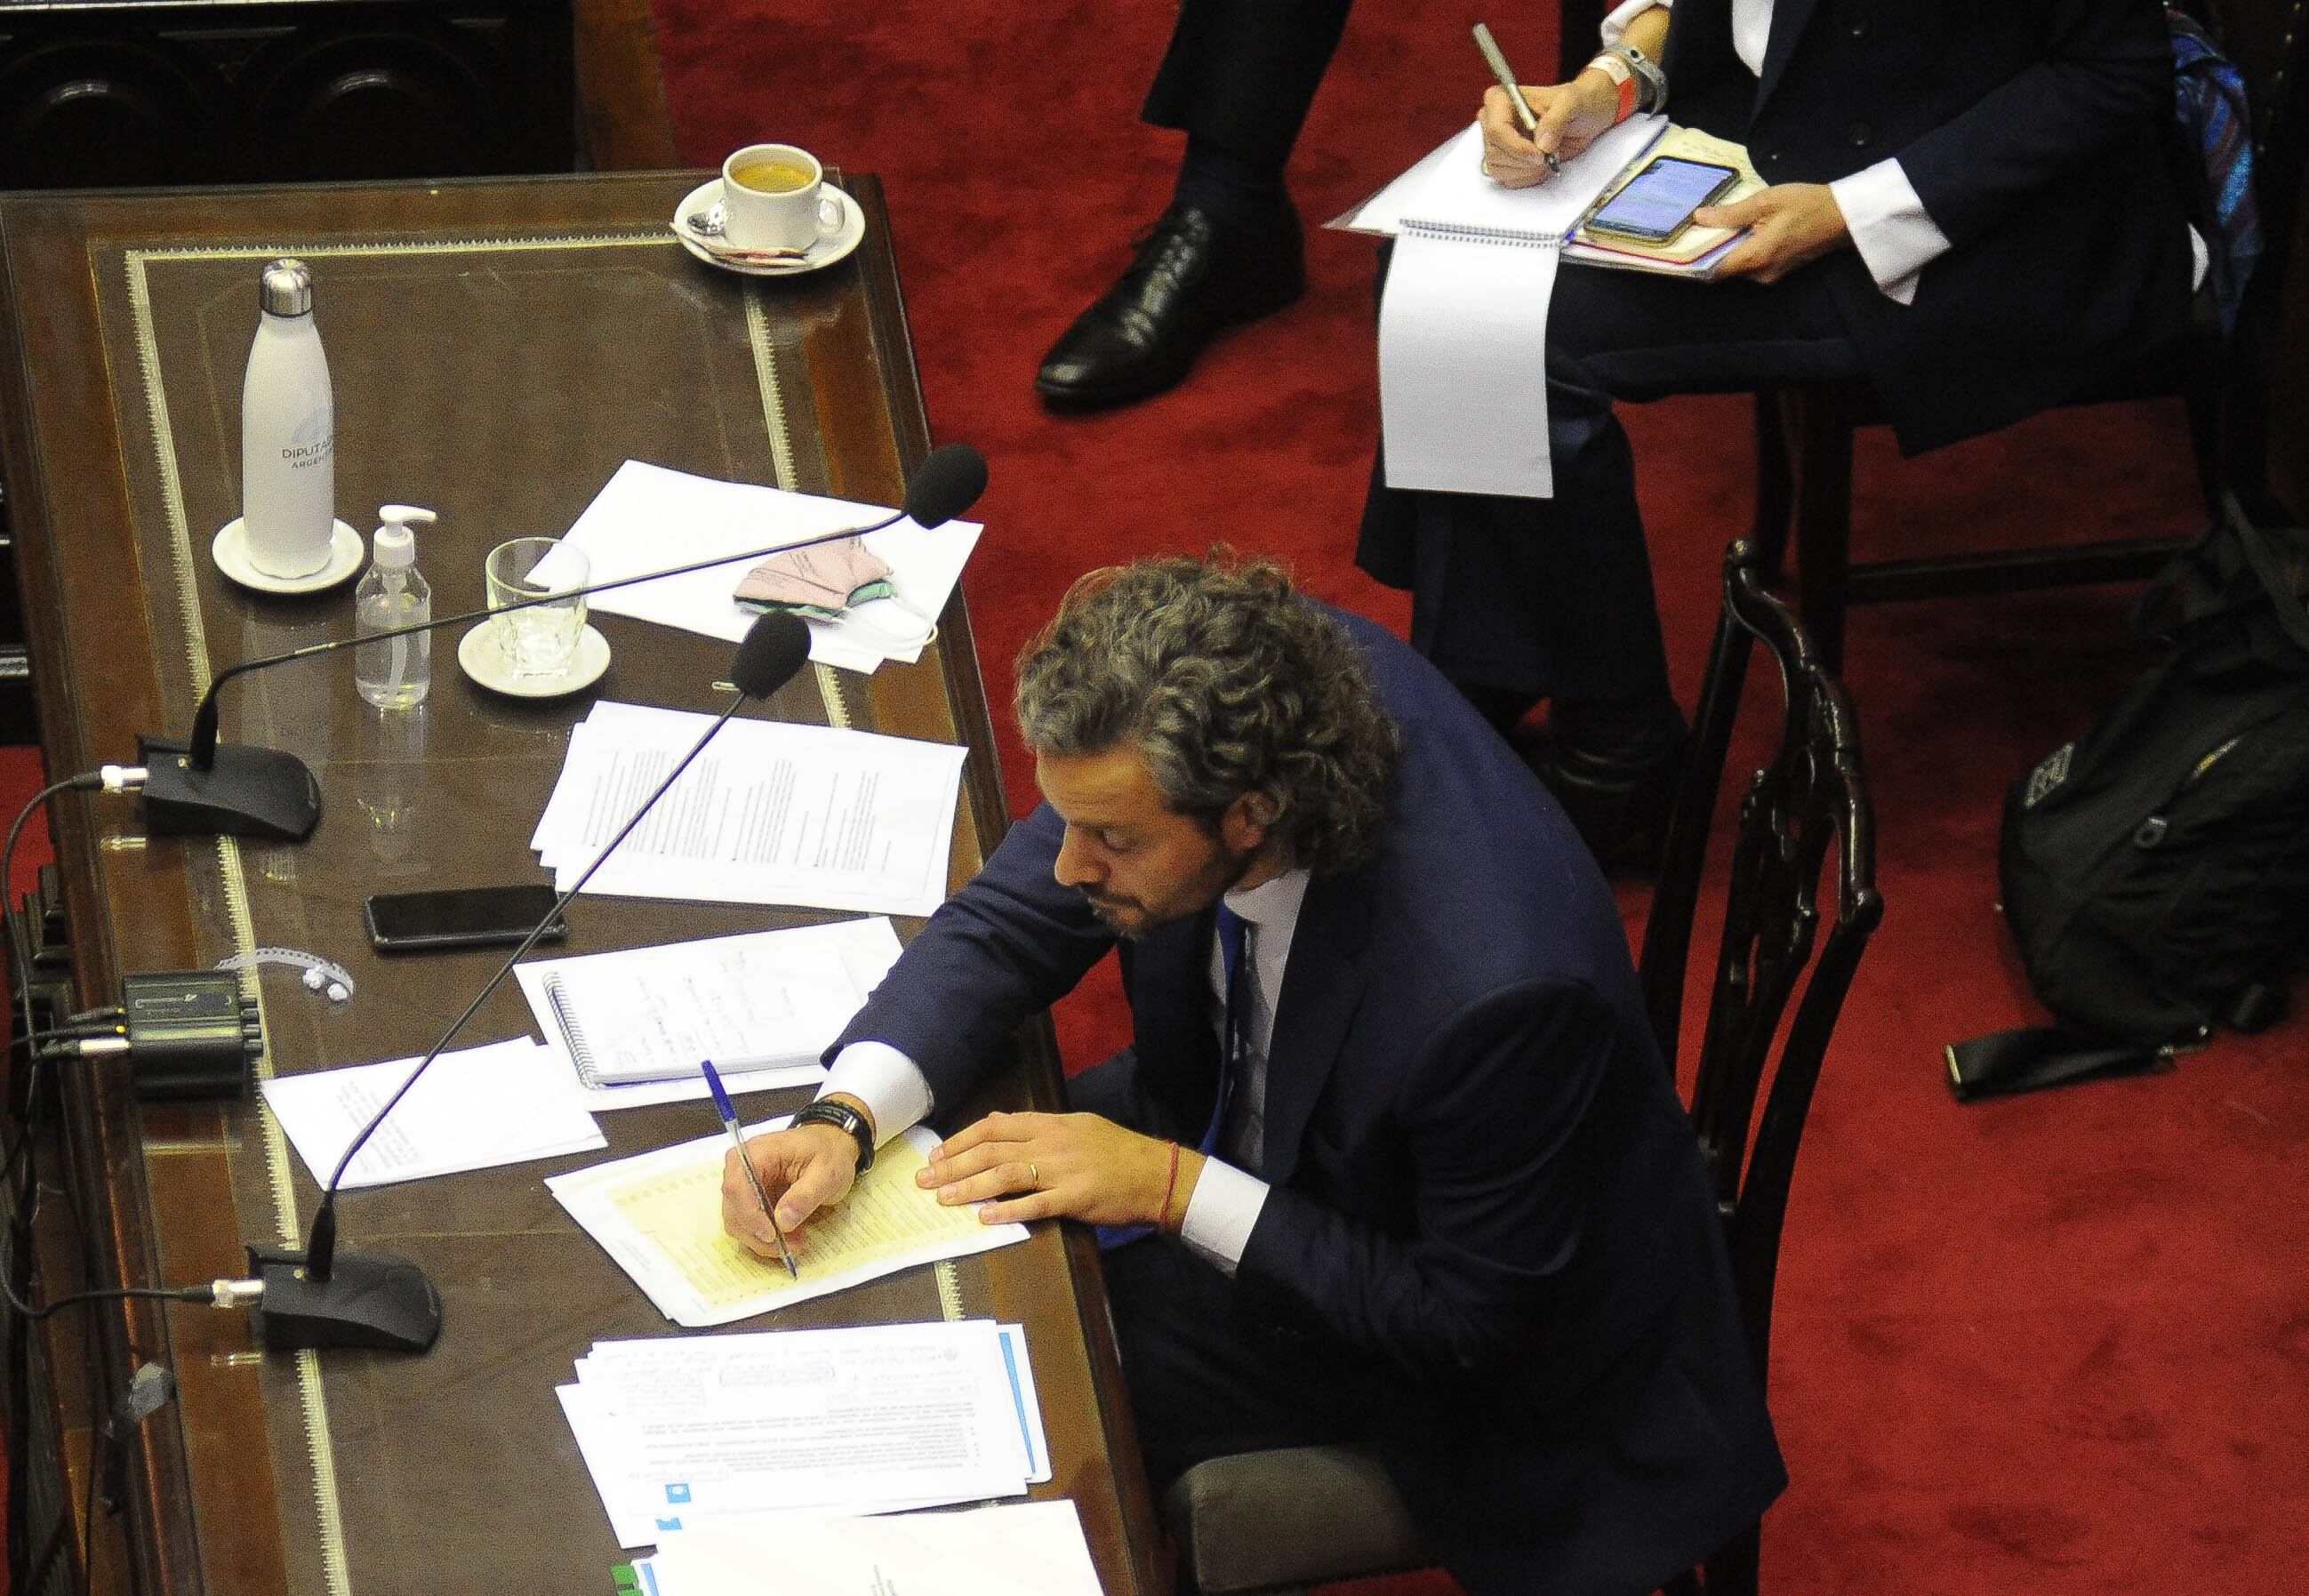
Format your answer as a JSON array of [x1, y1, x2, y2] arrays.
[[792, 1097, 876, 1174]]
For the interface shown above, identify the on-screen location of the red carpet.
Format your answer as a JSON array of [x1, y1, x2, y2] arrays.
[[6, 3, 2306, 1587]]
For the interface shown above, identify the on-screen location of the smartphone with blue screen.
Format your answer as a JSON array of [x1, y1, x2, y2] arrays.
[[1587, 156, 1741, 245]]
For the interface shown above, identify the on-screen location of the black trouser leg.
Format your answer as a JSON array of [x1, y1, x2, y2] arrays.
[[1357, 262, 1864, 705], [1142, 0, 1356, 173]]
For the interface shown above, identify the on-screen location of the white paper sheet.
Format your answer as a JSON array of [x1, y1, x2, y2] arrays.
[[635, 1500, 1102, 1596], [1397, 116, 1665, 239], [548, 1123, 1027, 1327], [260, 1038, 604, 1189], [514, 918, 899, 1088], [1380, 229, 1562, 498], [531, 702, 966, 917], [555, 461, 982, 674], [572, 1321, 1029, 1520]]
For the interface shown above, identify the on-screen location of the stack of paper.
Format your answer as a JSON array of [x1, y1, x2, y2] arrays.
[[557, 1320, 1051, 1549], [628, 1500, 1102, 1596], [512, 918, 903, 1109], [261, 1038, 605, 1188], [531, 701, 966, 915], [548, 1121, 1027, 1327], [556, 461, 983, 675]]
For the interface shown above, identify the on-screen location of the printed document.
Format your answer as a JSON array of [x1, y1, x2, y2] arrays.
[[563, 1320, 1030, 1528], [630, 1500, 1102, 1596], [549, 1122, 1028, 1327], [261, 1038, 604, 1189], [531, 700, 966, 916], [553, 461, 982, 675], [564, 1323, 1051, 1548], [513, 918, 901, 1089]]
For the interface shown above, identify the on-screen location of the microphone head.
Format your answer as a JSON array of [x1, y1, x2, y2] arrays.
[[901, 444, 988, 530], [731, 612, 814, 700]]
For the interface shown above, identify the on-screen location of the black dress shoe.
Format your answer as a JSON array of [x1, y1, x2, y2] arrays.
[[1036, 202, 1305, 408], [1524, 694, 1689, 872]]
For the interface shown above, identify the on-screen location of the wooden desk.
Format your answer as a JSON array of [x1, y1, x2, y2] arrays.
[[0, 172, 1162, 1596]]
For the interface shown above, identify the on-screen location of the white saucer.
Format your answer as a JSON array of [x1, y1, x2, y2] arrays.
[[671, 178, 867, 277], [459, 622, 611, 698], [212, 517, 364, 595]]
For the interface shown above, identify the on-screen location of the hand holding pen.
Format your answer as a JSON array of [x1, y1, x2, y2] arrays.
[[1473, 22, 1621, 188], [703, 1059, 799, 1279], [1473, 23, 1559, 176]]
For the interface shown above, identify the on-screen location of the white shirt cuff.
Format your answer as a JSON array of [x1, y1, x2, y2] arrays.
[[1599, 0, 1668, 48], [1178, 1158, 1270, 1276], [1829, 159, 1950, 307], [821, 1040, 934, 1147]]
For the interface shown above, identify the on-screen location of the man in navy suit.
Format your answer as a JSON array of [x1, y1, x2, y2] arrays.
[[723, 555, 1784, 1594]]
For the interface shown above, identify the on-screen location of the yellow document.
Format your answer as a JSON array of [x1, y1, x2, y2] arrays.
[[549, 1125, 1029, 1327]]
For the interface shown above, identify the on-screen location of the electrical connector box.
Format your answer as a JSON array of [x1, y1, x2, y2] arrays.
[[120, 971, 262, 1099]]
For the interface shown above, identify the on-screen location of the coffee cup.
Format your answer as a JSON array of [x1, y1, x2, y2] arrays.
[[720, 143, 843, 253]]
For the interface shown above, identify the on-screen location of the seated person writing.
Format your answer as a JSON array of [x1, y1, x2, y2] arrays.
[[1358, 0, 2196, 862], [723, 553, 1783, 1596]]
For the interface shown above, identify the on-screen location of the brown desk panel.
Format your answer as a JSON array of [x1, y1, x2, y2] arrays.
[[0, 172, 1159, 1596]]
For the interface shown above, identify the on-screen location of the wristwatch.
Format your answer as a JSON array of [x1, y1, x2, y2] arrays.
[[791, 1096, 876, 1174]]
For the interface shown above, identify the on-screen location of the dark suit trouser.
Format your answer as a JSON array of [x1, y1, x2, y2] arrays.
[[1357, 257, 1864, 704], [1066, 1050, 1365, 1491], [1142, 0, 1355, 170]]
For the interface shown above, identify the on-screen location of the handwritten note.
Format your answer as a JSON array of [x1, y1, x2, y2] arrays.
[[548, 1124, 1027, 1327]]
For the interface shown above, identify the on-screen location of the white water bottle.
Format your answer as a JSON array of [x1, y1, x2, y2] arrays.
[[354, 505, 435, 709], [240, 259, 337, 579]]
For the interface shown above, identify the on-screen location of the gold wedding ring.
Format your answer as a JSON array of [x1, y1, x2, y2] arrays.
[[1029, 1160, 1040, 1191]]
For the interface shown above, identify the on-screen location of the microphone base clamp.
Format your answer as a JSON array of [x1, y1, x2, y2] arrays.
[[139, 736, 323, 842], [247, 1245, 443, 1353]]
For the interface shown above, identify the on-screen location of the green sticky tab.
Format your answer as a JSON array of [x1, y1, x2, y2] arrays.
[[611, 1564, 645, 1596]]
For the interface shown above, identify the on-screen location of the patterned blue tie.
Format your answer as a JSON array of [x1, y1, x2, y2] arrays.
[[1097, 903, 1247, 1250]]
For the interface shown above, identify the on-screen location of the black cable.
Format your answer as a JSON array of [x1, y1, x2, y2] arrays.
[[0, 1281, 210, 1324], [1, 774, 106, 1595]]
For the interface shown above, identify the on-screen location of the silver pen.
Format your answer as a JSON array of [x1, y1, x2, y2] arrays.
[[1472, 22, 1561, 174]]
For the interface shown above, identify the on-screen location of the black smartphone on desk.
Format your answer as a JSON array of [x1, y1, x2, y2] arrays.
[[365, 884, 567, 953], [1587, 156, 1741, 244]]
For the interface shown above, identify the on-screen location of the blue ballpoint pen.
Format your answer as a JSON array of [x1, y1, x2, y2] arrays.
[[702, 1059, 799, 1279]]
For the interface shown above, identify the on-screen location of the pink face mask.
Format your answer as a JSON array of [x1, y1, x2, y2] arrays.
[[734, 537, 895, 618]]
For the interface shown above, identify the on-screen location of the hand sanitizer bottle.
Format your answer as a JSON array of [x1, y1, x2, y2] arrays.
[[354, 505, 437, 709], [240, 259, 338, 580]]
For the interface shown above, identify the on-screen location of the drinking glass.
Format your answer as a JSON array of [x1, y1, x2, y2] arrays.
[[485, 537, 589, 678]]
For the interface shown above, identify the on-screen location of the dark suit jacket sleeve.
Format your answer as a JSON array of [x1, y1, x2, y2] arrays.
[[1234, 977, 1660, 1395], [830, 801, 1116, 1114], [1893, 0, 2172, 246]]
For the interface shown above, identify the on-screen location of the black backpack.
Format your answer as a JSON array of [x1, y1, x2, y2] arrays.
[[1949, 495, 2309, 1098]]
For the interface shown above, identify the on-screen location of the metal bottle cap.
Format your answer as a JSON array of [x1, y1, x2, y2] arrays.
[[258, 259, 315, 317]]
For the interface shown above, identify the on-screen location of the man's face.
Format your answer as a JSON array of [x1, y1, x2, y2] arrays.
[[1037, 745, 1265, 937]]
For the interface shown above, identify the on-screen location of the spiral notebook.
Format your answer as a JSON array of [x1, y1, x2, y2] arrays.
[[1375, 117, 1666, 499], [514, 917, 903, 1096]]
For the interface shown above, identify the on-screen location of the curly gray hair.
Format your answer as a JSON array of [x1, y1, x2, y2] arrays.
[[1014, 554, 1401, 874]]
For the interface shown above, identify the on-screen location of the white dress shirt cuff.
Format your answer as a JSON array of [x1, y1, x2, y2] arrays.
[[820, 1040, 934, 1146], [1829, 159, 1949, 307], [1599, 0, 1669, 48], [1178, 1158, 1269, 1276]]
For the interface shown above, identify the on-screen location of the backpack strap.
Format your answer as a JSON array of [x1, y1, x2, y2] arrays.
[[2135, 492, 2309, 657], [1944, 1027, 2181, 1102]]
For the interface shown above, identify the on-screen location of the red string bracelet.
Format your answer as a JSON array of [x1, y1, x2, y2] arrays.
[[1157, 1139, 1183, 1231]]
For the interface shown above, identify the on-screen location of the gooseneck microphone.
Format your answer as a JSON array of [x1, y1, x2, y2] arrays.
[[251, 612, 814, 1352], [140, 444, 990, 841]]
